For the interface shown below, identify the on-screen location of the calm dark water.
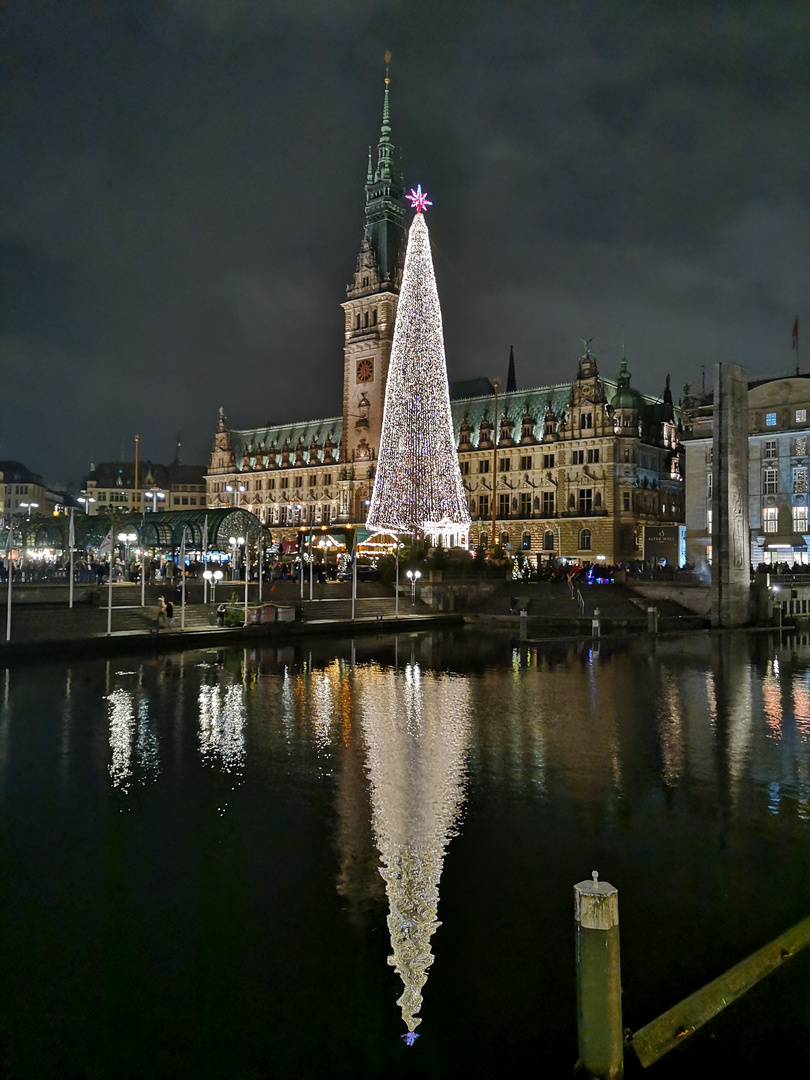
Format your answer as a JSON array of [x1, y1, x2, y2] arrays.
[[2, 628, 810, 1077]]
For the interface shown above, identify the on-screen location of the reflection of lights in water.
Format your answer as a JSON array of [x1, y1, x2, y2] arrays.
[[108, 688, 135, 791], [705, 673, 717, 729], [136, 699, 160, 784], [198, 684, 246, 773], [794, 676, 810, 742], [768, 780, 781, 815], [359, 666, 471, 1040], [658, 669, 685, 787], [763, 668, 783, 740], [281, 667, 296, 738], [311, 669, 336, 755]]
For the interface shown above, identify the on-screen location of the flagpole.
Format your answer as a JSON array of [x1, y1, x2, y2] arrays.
[[202, 514, 209, 605], [258, 526, 263, 604], [244, 531, 250, 626], [794, 316, 800, 376], [5, 531, 12, 643], [68, 507, 75, 610], [107, 552, 113, 636], [180, 527, 187, 631]]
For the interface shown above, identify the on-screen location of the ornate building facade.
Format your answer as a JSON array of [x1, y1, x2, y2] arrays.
[[207, 80, 684, 564]]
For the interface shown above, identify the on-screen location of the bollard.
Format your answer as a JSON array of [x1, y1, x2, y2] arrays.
[[575, 872, 623, 1078], [592, 606, 601, 639], [647, 606, 658, 635], [519, 609, 528, 641]]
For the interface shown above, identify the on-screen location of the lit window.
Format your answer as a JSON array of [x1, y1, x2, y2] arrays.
[[763, 507, 778, 533], [796, 437, 807, 456], [793, 506, 808, 532], [766, 413, 777, 427], [797, 409, 807, 423], [794, 467, 808, 494]]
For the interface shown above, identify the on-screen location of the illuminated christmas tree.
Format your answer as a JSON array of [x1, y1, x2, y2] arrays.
[[366, 186, 471, 546]]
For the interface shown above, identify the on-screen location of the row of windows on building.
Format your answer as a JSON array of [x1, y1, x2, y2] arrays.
[[91, 492, 207, 506], [475, 527, 600, 552], [763, 409, 808, 427], [210, 475, 335, 493], [705, 506, 810, 534], [705, 464, 810, 497], [354, 308, 378, 330], [471, 488, 671, 519]]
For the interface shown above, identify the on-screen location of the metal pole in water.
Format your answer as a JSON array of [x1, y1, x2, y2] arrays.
[[574, 872, 623, 1078]]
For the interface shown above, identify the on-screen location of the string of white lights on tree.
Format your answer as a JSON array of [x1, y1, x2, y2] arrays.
[[366, 186, 471, 545]]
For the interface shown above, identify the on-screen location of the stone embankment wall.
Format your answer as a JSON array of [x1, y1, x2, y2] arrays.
[[629, 583, 711, 617]]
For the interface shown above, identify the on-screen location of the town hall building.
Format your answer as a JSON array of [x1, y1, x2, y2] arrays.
[[206, 76, 685, 565]]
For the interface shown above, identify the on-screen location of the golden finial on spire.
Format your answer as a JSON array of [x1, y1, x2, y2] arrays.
[[384, 50, 391, 85]]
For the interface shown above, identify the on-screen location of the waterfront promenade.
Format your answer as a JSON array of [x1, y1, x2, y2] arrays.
[[0, 578, 710, 659]]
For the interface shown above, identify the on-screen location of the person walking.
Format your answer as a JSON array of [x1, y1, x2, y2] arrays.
[[156, 596, 168, 631]]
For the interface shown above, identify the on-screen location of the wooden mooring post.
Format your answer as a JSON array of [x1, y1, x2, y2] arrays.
[[574, 872, 623, 1078]]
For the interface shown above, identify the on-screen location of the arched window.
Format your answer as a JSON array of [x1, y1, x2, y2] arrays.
[[522, 531, 531, 550], [355, 313, 361, 330], [479, 532, 489, 549], [579, 529, 592, 551], [364, 311, 369, 328], [543, 529, 555, 551], [500, 530, 510, 546], [373, 308, 378, 325]]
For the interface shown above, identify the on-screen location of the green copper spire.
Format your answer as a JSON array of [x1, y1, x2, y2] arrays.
[[359, 54, 405, 288]]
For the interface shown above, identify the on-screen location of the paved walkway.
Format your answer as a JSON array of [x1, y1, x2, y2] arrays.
[[0, 579, 709, 659]]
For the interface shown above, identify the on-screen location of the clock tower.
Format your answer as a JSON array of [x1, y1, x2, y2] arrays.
[[339, 63, 406, 521]]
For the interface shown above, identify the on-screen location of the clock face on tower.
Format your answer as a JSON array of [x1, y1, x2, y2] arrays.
[[356, 357, 374, 383]]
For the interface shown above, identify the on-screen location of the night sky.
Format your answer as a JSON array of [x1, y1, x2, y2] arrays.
[[3, 1, 809, 492]]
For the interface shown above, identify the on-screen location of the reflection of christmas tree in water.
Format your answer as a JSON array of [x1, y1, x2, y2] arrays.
[[358, 662, 471, 1041]]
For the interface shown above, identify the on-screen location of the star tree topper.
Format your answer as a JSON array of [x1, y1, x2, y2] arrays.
[[406, 184, 432, 213]]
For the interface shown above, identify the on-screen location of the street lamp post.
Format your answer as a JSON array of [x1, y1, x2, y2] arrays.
[[143, 490, 165, 513], [225, 483, 245, 506], [406, 569, 422, 612], [203, 568, 224, 603], [117, 531, 137, 579], [20, 502, 39, 520], [77, 497, 95, 514]]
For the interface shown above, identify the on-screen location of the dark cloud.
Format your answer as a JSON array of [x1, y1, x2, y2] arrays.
[[1, 0, 809, 488]]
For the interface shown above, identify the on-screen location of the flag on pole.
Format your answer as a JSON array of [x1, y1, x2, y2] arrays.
[[202, 514, 209, 556], [793, 317, 799, 350], [98, 528, 113, 556], [68, 507, 75, 550]]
